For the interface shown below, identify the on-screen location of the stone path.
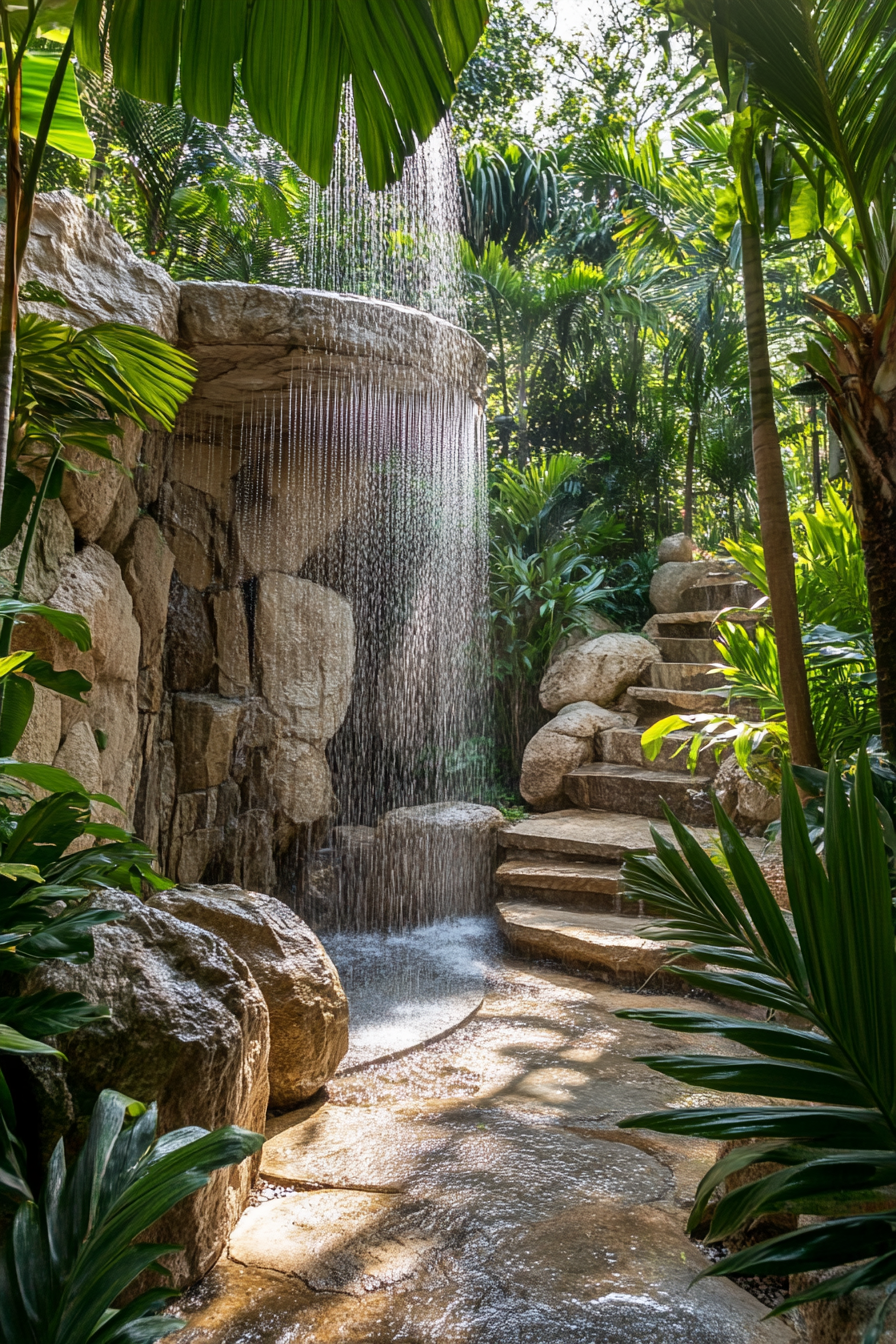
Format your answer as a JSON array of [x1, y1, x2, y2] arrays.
[[497, 563, 769, 977], [174, 957, 795, 1343]]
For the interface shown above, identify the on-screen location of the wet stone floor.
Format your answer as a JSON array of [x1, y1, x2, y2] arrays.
[[174, 958, 797, 1344]]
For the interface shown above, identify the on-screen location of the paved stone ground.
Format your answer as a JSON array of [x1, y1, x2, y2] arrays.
[[173, 958, 798, 1343]]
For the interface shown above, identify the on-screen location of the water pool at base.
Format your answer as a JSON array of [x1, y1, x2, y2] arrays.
[[321, 917, 499, 1072]]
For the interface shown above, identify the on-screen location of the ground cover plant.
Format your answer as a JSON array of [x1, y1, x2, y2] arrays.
[[618, 753, 896, 1338]]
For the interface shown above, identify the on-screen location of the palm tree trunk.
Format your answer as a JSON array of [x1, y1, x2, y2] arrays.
[[855, 482, 896, 754], [0, 62, 23, 521], [741, 219, 820, 769]]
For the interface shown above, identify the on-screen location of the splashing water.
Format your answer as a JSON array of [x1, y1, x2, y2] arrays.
[[307, 112, 465, 325]]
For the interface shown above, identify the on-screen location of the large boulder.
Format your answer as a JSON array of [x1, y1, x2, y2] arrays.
[[657, 533, 695, 564], [16, 191, 179, 337], [18, 890, 269, 1291], [649, 559, 719, 614], [148, 884, 349, 1108], [539, 634, 662, 713], [714, 755, 781, 835], [550, 610, 621, 662], [520, 702, 633, 811]]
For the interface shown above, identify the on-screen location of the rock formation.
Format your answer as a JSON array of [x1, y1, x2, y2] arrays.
[[149, 884, 349, 1108], [520, 701, 634, 811], [18, 889, 270, 1290], [5, 193, 486, 897], [539, 633, 662, 713]]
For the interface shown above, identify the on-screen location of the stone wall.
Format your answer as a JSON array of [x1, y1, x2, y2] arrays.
[[10, 194, 487, 895]]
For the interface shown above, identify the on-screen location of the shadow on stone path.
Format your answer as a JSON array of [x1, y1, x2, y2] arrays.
[[173, 958, 797, 1343]]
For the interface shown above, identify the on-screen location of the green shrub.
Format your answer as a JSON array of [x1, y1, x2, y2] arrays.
[[0, 1089, 263, 1344], [616, 754, 896, 1340]]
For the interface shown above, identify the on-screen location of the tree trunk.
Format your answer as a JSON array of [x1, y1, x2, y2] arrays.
[[0, 64, 23, 523], [855, 483, 896, 754], [741, 220, 820, 769], [684, 405, 698, 535]]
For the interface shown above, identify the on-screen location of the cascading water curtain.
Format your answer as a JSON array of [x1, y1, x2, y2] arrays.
[[307, 112, 465, 325], [166, 353, 490, 931]]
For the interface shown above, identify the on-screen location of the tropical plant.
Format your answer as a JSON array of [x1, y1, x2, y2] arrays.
[[0, 0, 489, 532], [0, 295, 195, 661], [642, 619, 879, 789], [81, 81, 309, 283], [616, 754, 896, 1341], [779, 745, 896, 893], [490, 451, 620, 774], [464, 245, 614, 462], [0, 675, 173, 1201], [726, 484, 870, 636], [461, 141, 562, 263], [0, 1087, 263, 1343], [653, 0, 896, 754]]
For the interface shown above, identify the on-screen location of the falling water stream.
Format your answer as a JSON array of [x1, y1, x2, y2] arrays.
[[165, 115, 496, 1062]]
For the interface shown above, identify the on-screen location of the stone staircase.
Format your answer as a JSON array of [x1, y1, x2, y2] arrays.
[[496, 564, 765, 986]]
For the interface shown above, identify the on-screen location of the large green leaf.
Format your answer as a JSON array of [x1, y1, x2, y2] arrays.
[[0, 1090, 263, 1344], [78, 0, 489, 188], [0, 676, 34, 757], [18, 51, 94, 159]]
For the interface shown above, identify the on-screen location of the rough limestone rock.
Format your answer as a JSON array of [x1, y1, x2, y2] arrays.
[[520, 702, 633, 811], [115, 517, 176, 671], [177, 280, 487, 407], [212, 589, 252, 697], [53, 719, 101, 793], [15, 683, 62, 767], [173, 693, 242, 793], [60, 450, 130, 544], [158, 480, 218, 592], [649, 559, 720, 614], [19, 890, 269, 1291], [148, 884, 349, 1108], [379, 802, 504, 923], [539, 633, 662, 713], [550, 610, 622, 662], [165, 577, 215, 692], [0, 498, 74, 602], [254, 575, 354, 743], [16, 192, 179, 338], [657, 533, 696, 564], [714, 755, 781, 835], [271, 735, 337, 830], [12, 545, 141, 810]]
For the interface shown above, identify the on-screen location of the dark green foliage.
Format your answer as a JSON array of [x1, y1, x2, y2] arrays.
[[617, 754, 896, 1338], [0, 1089, 263, 1343]]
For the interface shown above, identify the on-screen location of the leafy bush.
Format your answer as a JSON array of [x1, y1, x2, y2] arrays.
[[490, 451, 620, 775], [726, 484, 869, 634], [616, 755, 896, 1340], [642, 619, 878, 790], [0, 1088, 263, 1344]]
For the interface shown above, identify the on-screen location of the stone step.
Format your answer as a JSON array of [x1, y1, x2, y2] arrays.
[[655, 636, 718, 663], [498, 808, 716, 864], [620, 688, 746, 731], [599, 726, 721, 776], [496, 901, 689, 988], [680, 578, 764, 612], [565, 762, 715, 825], [496, 857, 628, 913], [647, 610, 720, 640], [648, 662, 727, 692]]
